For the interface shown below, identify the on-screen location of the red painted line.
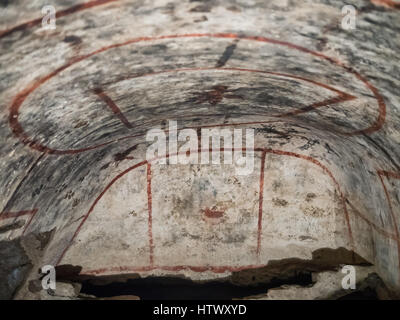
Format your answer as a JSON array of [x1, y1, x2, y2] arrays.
[[93, 88, 132, 129], [263, 148, 354, 248], [56, 147, 356, 266], [377, 169, 400, 284], [0, 209, 36, 220], [0, 0, 120, 39], [0, 209, 39, 236], [371, 0, 400, 9], [257, 151, 266, 256], [346, 200, 396, 240], [276, 92, 356, 117], [80, 264, 268, 275], [9, 34, 386, 155], [146, 162, 154, 266], [22, 208, 39, 235], [378, 170, 400, 180]]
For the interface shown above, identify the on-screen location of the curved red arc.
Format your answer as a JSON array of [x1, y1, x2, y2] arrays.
[[9, 34, 384, 155]]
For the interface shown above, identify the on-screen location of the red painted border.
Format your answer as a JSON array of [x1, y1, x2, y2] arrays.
[[52, 155, 400, 278], [371, 0, 400, 9], [257, 151, 266, 256], [377, 170, 400, 284], [57, 150, 400, 278], [1, 1, 392, 277], [146, 162, 154, 266], [56, 147, 355, 272]]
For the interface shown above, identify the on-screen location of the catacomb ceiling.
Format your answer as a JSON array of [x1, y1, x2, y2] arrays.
[[0, 0, 399, 300]]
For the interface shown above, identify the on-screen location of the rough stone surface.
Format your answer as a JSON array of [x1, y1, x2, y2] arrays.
[[0, 238, 32, 299], [0, 230, 53, 299], [245, 265, 377, 300], [48, 281, 82, 298], [0, 0, 399, 298]]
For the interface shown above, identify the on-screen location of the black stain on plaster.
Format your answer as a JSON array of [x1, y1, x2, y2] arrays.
[[63, 35, 82, 46], [0, 0, 10, 7], [215, 41, 238, 68], [114, 144, 138, 161]]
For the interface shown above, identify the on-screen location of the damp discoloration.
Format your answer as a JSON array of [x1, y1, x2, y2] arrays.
[[301, 205, 326, 218], [306, 193, 317, 202], [272, 198, 288, 207]]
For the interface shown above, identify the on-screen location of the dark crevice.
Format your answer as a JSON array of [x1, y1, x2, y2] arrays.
[[338, 287, 378, 300], [0, 220, 25, 234], [79, 272, 313, 300], [57, 247, 375, 300]]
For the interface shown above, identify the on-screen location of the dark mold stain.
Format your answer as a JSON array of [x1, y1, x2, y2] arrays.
[[63, 35, 82, 46], [114, 144, 138, 161], [215, 41, 238, 68]]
